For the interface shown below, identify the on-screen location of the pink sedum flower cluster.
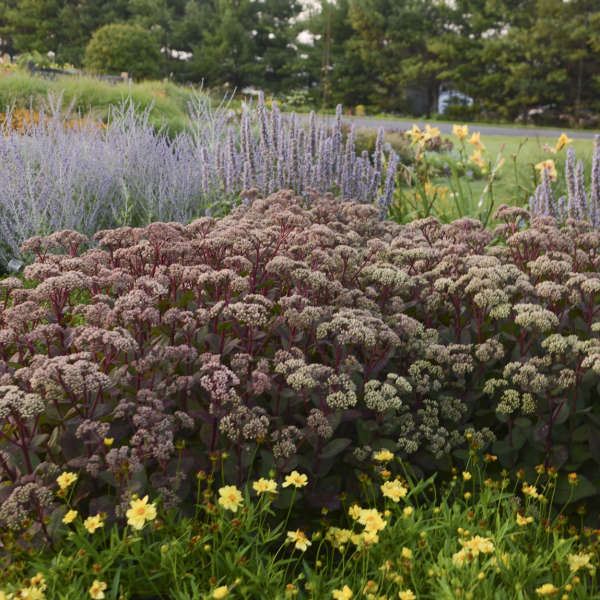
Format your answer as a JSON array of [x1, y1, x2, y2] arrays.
[[1, 193, 600, 540]]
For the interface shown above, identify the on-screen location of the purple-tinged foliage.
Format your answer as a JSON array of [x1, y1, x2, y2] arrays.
[[0, 94, 396, 269]]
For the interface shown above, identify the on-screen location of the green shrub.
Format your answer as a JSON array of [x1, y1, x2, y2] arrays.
[[84, 24, 163, 80]]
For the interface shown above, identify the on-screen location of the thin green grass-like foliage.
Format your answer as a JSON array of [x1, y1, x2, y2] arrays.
[[1, 448, 598, 599]]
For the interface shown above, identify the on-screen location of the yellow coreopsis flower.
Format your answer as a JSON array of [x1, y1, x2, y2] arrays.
[[522, 483, 540, 498], [326, 526, 352, 548], [516, 513, 534, 526], [252, 478, 278, 495], [287, 529, 312, 552], [212, 586, 229, 599], [360, 529, 380, 546], [534, 159, 558, 182], [380, 480, 408, 502], [462, 471, 472, 481], [332, 585, 353, 600], [535, 583, 558, 596], [282, 470, 308, 488], [403, 506, 414, 518], [468, 132, 486, 151], [56, 472, 78, 490], [555, 133, 573, 153], [83, 514, 104, 534], [358, 508, 387, 533], [398, 591, 417, 600], [62, 509, 78, 524], [89, 580, 107, 600], [373, 449, 394, 462], [462, 535, 495, 556], [126, 495, 157, 530], [217, 485, 243, 512], [401, 547, 412, 559], [16, 586, 45, 600], [348, 504, 362, 520], [453, 124, 469, 141], [567, 552, 593, 573], [452, 548, 469, 566]]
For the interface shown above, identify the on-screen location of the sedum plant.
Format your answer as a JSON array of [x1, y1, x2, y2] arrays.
[[1, 192, 600, 551]]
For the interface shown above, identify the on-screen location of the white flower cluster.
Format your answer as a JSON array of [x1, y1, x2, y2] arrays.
[[0, 385, 45, 420], [363, 374, 411, 412]]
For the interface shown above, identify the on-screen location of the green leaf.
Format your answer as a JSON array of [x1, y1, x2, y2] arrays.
[[356, 418, 378, 445], [552, 401, 570, 425], [320, 437, 352, 459], [110, 566, 122, 600], [553, 473, 598, 504]]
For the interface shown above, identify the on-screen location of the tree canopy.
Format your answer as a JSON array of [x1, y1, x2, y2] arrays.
[[0, 0, 599, 121]]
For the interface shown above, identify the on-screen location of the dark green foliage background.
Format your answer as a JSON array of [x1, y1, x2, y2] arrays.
[[1, 0, 600, 120]]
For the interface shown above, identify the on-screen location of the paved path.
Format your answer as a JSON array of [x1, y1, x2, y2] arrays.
[[300, 114, 599, 140]]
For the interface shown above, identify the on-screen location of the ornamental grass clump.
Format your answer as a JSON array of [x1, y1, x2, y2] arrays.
[[2, 191, 600, 552]]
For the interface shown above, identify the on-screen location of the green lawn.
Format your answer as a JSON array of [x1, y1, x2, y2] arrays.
[[425, 133, 597, 223]]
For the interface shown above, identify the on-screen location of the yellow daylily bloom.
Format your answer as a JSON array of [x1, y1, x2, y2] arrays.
[[555, 133, 573, 152], [453, 124, 469, 141], [468, 131, 486, 151], [534, 159, 558, 181], [423, 124, 441, 141], [469, 150, 486, 169], [406, 124, 423, 144]]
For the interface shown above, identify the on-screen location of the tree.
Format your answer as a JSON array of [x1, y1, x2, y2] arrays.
[[57, 0, 131, 65], [173, 0, 303, 92], [253, 0, 304, 93], [303, 0, 373, 108], [341, 0, 448, 114], [2, 0, 64, 56], [84, 23, 163, 79], [172, 0, 260, 87]]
